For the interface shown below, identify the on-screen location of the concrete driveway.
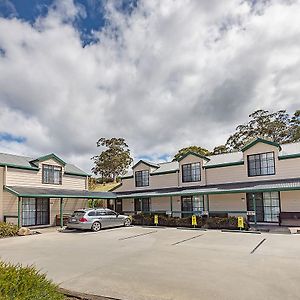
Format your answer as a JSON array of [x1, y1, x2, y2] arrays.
[[1, 226, 300, 300]]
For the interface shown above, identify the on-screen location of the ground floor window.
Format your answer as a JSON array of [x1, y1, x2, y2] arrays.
[[22, 198, 50, 226], [246, 192, 280, 223], [181, 195, 204, 217], [134, 198, 150, 212]]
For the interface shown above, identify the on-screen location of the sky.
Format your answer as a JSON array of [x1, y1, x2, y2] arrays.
[[0, 0, 299, 173]]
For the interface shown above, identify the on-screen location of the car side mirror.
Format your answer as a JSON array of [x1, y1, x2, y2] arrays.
[[116, 213, 119, 217]]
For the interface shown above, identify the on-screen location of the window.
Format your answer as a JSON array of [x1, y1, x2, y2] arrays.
[[182, 163, 201, 182], [88, 211, 96, 216], [105, 210, 117, 216], [181, 196, 204, 217], [42, 164, 62, 184], [135, 170, 149, 187], [247, 152, 275, 177], [134, 198, 150, 212], [247, 192, 280, 223]]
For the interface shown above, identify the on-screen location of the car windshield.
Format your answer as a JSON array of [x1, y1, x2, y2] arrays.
[[71, 211, 85, 218]]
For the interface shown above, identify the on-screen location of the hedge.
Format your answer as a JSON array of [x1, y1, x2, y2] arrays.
[[132, 214, 249, 230], [0, 222, 19, 238], [0, 261, 64, 300]]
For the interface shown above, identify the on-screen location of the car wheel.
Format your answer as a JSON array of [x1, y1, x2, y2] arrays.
[[91, 221, 101, 232], [124, 218, 131, 227]]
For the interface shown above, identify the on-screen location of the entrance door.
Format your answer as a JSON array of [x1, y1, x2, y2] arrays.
[[22, 198, 50, 226], [107, 199, 115, 211], [247, 192, 280, 223], [115, 199, 122, 213]]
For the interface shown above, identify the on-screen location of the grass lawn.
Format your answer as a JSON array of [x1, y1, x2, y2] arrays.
[[90, 182, 120, 192]]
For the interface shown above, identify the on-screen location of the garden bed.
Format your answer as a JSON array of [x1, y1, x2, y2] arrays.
[[132, 214, 249, 230]]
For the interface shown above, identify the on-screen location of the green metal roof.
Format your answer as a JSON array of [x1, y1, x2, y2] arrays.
[[0, 152, 88, 176], [241, 138, 282, 152], [117, 178, 300, 198], [5, 186, 116, 199]]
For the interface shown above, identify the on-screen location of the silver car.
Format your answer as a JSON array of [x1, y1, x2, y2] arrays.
[[66, 208, 131, 232]]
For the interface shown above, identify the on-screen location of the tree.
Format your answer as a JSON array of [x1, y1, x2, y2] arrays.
[[212, 145, 229, 155], [174, 145, 210, 161], [290, 110, 300, 142], [91, 138, 133, 183], [225, 109, 291, 151]]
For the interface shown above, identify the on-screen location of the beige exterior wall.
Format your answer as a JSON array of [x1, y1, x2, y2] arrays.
[[280, 191, 300, 212], [6, 158, 86, 190], [0, 167, 4, 222], [150, 173, 178, 189], [179, 154, 206, 187], [208, 193, 247, 216], [151, 197, 171, 211], [206, 142, 300, 184], [2, 190, 18, 217]]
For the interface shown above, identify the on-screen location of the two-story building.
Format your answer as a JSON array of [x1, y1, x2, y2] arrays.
[[113, 138, 300, 226], [0, 152, 115, 227]]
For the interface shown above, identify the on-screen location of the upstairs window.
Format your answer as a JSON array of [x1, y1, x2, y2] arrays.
[[42, 164, 62, 184], [182, 162, 201, 182], [135, 170, 149, 187], [247, 152, 275, 177]]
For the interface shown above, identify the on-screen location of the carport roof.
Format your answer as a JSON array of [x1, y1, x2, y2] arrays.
[[116, 178, 300, 198], [5, 186, 116, 199]]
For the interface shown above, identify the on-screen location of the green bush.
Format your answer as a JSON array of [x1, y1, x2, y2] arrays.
[[131, 214, 248, 230], [0, 222, 19, 238], [204, 216, 249, 230], [132, 214, 204, 228], [0, 261, 64, 300]]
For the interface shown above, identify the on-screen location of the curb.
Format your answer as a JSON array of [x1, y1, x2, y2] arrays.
[[59, 288, 121, 300], [221, 229, 261, 234]]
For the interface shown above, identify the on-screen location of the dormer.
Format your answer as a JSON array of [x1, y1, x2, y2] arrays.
[[132, 160, 159, 188], [177, 151, 210, 186], [30, 153, 66, 185], [242, 138, 281, 177]]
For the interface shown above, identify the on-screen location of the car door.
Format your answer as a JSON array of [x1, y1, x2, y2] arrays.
[[96, 210, 110, 228], [106, 210, 120, 227]]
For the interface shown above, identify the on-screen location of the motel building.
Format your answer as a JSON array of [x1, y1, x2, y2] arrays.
[[1, 137, 300, 228], [113, 138, 300, 227]]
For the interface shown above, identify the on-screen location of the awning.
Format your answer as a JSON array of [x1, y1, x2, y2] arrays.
[[116, 178, 300, 198], [5, 186, 116, 199]]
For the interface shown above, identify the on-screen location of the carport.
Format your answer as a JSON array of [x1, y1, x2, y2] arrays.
[[4, 186, 116, 228]]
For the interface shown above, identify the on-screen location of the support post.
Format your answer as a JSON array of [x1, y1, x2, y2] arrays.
[[170, 196, 173, 217], [18, 197, 21, 228], [60, 198, 64, 228], [252, 193, 257, 225]]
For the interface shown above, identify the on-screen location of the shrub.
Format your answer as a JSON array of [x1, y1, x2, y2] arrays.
[[204, 216, 249, 230], [131, 214, 248, 230], [0, 260, 64, 300], [0, 222, 19, 238], [132, 214, 204, 228]]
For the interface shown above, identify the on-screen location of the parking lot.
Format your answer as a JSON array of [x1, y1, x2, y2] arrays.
[[1, 226, 300, 300]]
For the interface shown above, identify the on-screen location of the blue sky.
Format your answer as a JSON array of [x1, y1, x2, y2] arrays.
[[0, 0, 299, 172], [1, 0, 137, 44]]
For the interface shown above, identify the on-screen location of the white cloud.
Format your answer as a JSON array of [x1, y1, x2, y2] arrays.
[[0, 0, 299, 172]]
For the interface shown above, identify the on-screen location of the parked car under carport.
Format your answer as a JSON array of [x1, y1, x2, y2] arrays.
[[66, 208, 131, 231]]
